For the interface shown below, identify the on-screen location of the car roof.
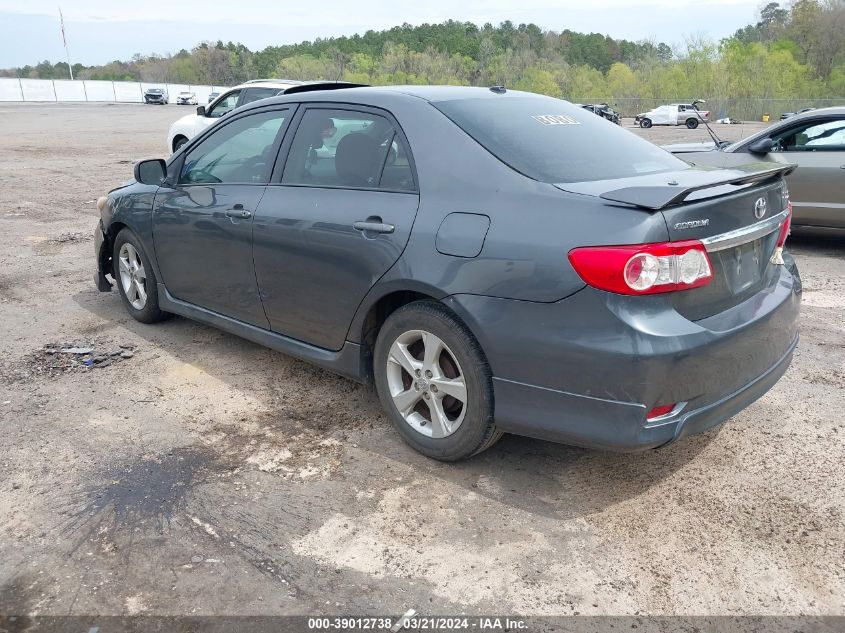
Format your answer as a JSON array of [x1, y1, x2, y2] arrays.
[[231, 79, 304, 90], [247, 85, 557, 107], [785, 105, 845, 119]]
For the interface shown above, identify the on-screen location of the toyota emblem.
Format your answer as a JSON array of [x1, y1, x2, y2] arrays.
[[754, 197, 767, 219]]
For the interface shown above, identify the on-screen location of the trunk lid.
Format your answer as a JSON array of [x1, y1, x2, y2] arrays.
[[556, 163, 793, 320], [662, 180, 787, 320]]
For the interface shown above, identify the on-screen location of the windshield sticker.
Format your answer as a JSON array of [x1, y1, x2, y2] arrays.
[[532, 114, 580, 125]]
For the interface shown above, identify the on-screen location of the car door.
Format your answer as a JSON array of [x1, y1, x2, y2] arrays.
[[652, 106, 674, 125], [195, 89, 243, 135], [152, 106, 292, 326], [253, 105, 420, 350], [746, 116, 845, 227]]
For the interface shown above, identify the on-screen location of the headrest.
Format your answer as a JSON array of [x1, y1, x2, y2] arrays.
[[335, 133, 381, 187]]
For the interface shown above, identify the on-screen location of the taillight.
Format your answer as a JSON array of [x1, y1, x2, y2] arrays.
[[568, 240, 713, 295], [771, 201, 792, 265], [777, 202, 792, 248]]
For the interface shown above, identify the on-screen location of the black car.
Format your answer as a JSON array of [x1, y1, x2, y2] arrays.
[[580, 103, 621, 124], [94, 86, 799, 461], [779, 107, 815, 121], [144, 88, 168, 104]]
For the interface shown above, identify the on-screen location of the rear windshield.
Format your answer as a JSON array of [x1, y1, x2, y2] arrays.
[[434, 95, 689, 183]]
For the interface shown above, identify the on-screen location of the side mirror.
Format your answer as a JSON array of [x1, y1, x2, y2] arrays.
[[134, 159, 167, 185], [196, 105, 206, 116], [748, 137, 773, 155]]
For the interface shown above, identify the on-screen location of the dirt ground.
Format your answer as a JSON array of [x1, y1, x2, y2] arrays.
[[0, 103, 843, 620]]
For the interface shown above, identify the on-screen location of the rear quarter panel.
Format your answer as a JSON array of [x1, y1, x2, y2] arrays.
[[346, 94, 672, 342]]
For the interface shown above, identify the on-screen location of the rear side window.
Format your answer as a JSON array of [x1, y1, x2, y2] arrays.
[[281, 108, 415, 191], [434, 96, 689, 183]]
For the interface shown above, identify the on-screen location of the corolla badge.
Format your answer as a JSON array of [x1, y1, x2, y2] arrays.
[[754, 197, 767, 219], [674, 219, 710, 230]]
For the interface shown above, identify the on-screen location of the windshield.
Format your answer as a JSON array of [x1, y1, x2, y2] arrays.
[[434, 95, 688, 183]]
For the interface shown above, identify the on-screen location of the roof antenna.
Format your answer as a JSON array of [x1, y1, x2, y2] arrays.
[[489, 85, 507, 94]]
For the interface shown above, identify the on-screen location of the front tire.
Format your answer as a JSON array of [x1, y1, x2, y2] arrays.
[[113, 229, 168, 324], [685, 118, 699, 129], [374, 301, 501, 461], [640, 118, 652, 128], [173, 136, 188, 152]]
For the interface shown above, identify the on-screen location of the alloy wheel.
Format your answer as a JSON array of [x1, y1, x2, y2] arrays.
[[118, 242, 148, 310], [386, 329, 468, 438]]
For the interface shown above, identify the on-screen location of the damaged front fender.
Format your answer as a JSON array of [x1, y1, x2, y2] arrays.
[[94, 220, 112, 292]]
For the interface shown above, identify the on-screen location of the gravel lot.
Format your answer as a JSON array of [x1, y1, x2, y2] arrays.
[[0, 103, 843, 619]]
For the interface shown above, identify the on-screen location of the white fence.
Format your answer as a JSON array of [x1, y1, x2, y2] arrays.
[[0, 78, 230, 104]]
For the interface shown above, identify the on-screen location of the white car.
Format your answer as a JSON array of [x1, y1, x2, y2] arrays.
[[635, 101, 710, 129], [167, 79, 303, 153], [176, 91, 198, 106]]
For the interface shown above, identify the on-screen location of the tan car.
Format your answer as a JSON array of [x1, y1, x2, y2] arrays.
[[665, 107, 845, 235]]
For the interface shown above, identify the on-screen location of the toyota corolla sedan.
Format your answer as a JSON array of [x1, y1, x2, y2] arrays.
[[94, 86, 801, 461]]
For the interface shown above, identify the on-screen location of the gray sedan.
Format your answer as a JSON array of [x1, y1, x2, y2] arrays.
[[94, 86, 800, 461], [665, 107, 845, 235]]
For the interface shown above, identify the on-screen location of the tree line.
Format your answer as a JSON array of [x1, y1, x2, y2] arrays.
[[3, 1, 843, 109]]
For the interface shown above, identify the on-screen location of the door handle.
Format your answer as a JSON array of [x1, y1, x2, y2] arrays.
[[225, 204, 252, 219], [353, 220, 394, 234]]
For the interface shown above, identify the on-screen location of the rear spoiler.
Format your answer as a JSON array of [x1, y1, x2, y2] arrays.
[[599, 163, 796, 210]]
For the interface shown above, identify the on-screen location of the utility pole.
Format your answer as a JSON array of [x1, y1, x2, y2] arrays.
[[59, 7, 74, 80]]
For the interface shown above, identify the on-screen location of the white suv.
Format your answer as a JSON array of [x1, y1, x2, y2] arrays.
[[166, 79, 303, 153]]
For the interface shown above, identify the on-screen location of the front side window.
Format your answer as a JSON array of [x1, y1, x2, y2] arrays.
[[435, 96, 688, 183], [770, 118, 845, 152], [240, 88, 282, 107], [180, 110, 288, 185], [207, 90, 241, 118], [281, 108, 415, 191]]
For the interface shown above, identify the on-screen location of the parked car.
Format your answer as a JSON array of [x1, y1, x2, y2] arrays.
[[780, 107, 815, 121], [143, 87, 168, 105], [167, 79, 303, 152], [95, 86, 800, 461], [579, 103, 621, 124], [207, 92, 220, 104], [664, 106, 845, 235], [636, 101, 710, 128], [176, 91, 198, 105]]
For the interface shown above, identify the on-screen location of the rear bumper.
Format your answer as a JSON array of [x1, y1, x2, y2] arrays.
[[444, 257, 801, 451], [490, 334, 796, 450]]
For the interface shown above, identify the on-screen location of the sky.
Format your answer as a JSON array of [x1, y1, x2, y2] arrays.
[[0, 0, 765, 68]]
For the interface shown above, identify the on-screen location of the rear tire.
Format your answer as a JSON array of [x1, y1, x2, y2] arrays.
[[640, 118, 652, 128], [685, 118, 699, 129], [373, 301, 500, 461], [112, 228, 168, 324]]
